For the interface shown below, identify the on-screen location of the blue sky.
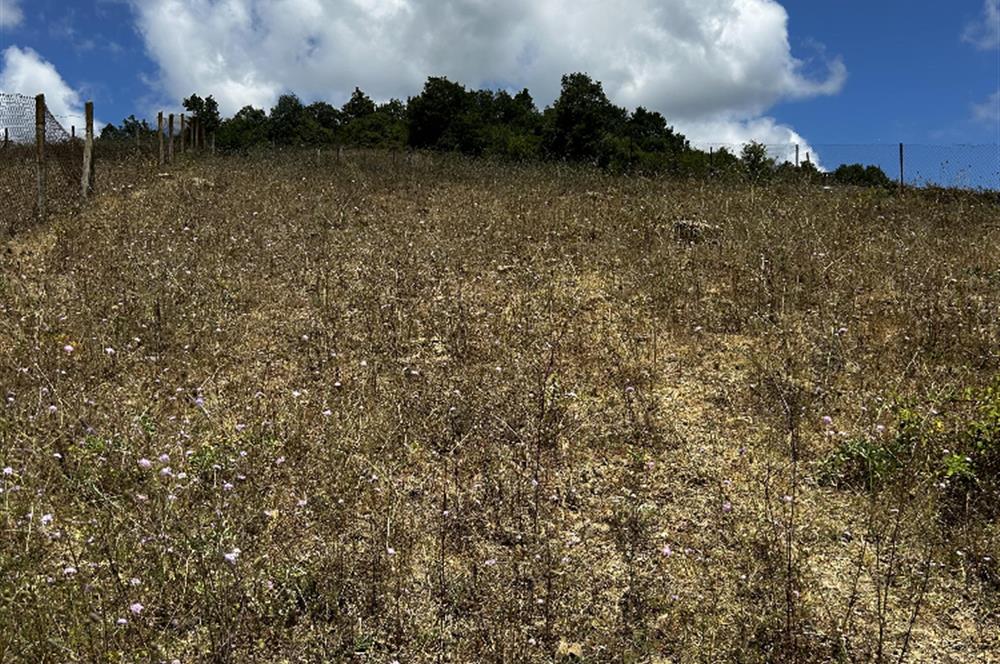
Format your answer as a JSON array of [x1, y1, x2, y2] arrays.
[[1, 0, 997, 152]]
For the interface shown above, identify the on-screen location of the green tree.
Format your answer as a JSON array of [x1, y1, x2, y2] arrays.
[[543, 73, 628, 162], [407, 77, 470, 150], [182, 94, 221, 133], [99, 115, 152, 141], [217, 106, 269, 150], [342, 88, 377, 122], [306, 101, 343, 133], [833, 163, 894, 188], [741, 141, 775, 181]]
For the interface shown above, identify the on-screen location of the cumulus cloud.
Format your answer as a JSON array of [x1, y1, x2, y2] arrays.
[[972, 90, 1000, 124], [127, 0, 846, 146], [963, 0, 1000, 50], [683, 116, 821, 167], [0, 47, 88, 127], [0, 0, 23, 29]]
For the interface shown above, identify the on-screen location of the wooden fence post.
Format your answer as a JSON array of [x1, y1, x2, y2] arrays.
[[168, 113, 175, 163], [36, 94, 46, 222], [795, 144, 800, 168], [158, 112, 164, 166], [180, 114, 186, 153], [82, 101, 94, 198]]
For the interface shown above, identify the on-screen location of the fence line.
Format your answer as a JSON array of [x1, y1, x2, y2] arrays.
[[697, 142, 999, 190], [2, 94, 998, 240]]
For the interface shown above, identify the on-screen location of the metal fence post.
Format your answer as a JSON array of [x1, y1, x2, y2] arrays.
[[35, 94, 46, 222]]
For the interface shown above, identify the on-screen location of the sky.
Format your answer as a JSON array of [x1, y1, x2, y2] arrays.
[[0, 0, 998, 159]]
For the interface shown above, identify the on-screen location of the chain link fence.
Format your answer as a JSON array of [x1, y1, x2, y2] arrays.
[[1, 93, 84, 235]]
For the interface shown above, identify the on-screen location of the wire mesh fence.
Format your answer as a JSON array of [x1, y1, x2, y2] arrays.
[[1, 92, 84, 235], [2, 92, 998, 241], [698, 143, 1000, 190]]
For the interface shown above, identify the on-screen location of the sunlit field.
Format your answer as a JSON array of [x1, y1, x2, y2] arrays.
[[2, 152, 998, 662]]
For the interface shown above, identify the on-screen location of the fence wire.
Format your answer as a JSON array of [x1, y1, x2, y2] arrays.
[[698, 143, 1000, 190], [1, 92, 84, 234]]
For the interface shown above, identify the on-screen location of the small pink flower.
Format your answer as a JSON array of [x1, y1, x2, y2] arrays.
[[137, 458, 152, 469], [722, 501, 732, 513], [821, 415, 834, 427], [129, 602, 143, 615], [159, 467, 173, 477], [661, 544, 673, 557], [62, 344, 74, 354], [223, 549, 240, 564], [116, 617, 127, 625], [158, 453, 170, 463], [40, 513, 53, 526], [223, 482, 234, 491], [63, 566, 77, 576]]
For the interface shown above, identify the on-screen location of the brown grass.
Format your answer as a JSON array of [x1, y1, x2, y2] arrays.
[[1, 151, 998, 662]]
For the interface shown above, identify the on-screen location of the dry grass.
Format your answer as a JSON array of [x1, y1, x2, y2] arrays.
[[1, 151, 999, 662]]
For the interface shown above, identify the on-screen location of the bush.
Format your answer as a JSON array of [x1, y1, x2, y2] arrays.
[[821, 379, 1000, 521]]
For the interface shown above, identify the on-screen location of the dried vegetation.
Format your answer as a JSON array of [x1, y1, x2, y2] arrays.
[[1, 151, 999, 662]]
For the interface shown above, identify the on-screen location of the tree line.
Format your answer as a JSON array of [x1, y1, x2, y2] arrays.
[[99, 73, 894, 187]]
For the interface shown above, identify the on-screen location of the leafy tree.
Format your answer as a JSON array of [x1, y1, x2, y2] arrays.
[[543, 73, 627, 162], [306, 102, 342, 133], [182, 94, 221, 133], [378, 99, 407, 123], [741, 141, 775, 181], [407, 77, 470, 150], [626, 107, 687, 155], [342, 88, 377, 122], [267, 94, 331, 146], [341, 111, 406, 148], [99, 115, 152, 141], [268, 94, 306, 145], [833, 163, 894, 188], [217, 106, 269, 150]]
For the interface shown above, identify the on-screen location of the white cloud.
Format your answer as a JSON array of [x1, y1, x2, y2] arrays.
[[963, 0, 1000, 50], [972, 90, 1000, 124], [0, 47, 88, 130], [684, 116, 821, 168], [127, 0, 845, 146], [0, 0, 23, 29]]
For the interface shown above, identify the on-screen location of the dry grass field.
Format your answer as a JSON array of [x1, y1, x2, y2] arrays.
[[1, 152, 999, 662]]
